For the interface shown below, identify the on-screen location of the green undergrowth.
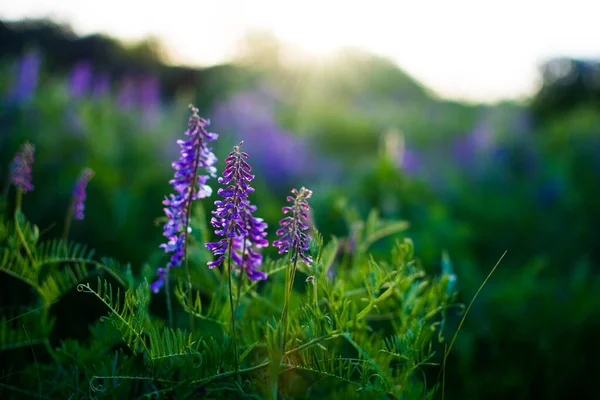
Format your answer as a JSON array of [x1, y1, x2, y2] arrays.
[[0, 198, 458, 399]]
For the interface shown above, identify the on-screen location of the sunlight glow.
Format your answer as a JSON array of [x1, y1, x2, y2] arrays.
[[1, 0, 599, 102]]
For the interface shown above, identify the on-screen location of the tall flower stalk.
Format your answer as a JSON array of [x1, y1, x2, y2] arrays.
[[151, 105, 218, 328], [273, 187, 313, 349], [206, 142, 268, 370], [63, 168, 94, 240], [269, 187, 312, 398], [9, 142, 36, 263]]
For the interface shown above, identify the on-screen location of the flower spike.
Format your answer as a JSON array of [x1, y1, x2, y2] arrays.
[[72, 168, 94, 220], [205, 142, 268, 281], [10, 142, 35, 193], [151, 105, 219, 293], [273, 187, 313, 264]]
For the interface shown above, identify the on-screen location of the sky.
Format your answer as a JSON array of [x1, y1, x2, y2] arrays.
[[1, 0, 598, 103]]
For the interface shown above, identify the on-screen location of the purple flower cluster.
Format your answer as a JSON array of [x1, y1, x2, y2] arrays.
[[151, 105, 218, 293], [206, 142, 268, 281], [9, 50, 41, 104], [69, 61, 93, 98], [273, 187, 313, 264], [116, 75, 161, 112], [10, 142, 35, 193], [72, 168, 94, 220]]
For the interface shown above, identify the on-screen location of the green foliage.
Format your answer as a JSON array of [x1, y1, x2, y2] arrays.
[[0, 203, 453, 399]]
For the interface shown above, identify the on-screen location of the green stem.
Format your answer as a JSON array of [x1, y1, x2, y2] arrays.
[[15, 188, 22, 212], [281, 256, 299, 350], [191, 360, 269, 387], [14, 189, 35, 265], [284, 330, 343, 357], [226, 240, 240, 371], [165, 268, 174, 327], [181, 122, 206, 332], [313, 275, 318, 311], [235, 267, 245, 311], [184, 239, 194, 331], [235, 235, 248, 311]]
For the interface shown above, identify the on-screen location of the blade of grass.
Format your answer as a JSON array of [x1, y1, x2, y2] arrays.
[[441, 250, 506, 400]]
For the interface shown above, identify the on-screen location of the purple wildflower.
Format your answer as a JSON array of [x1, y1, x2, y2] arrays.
[[273, 187, 313, 264], [400, 146, 422, 176], [9, 50, 41, 104], [92, 72, 111, 98], [139, 75, 160, 111], [10, 142, 35, 193], [117, 76, 137, 109], [69, 61, 93, 98], [151, 105, 219, 293], [149, 268, 167, 293], [72, 168, 94, 220], [205, 142, 268, 281]]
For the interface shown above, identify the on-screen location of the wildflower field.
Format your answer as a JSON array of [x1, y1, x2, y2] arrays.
[[1, 21, 600, 400]]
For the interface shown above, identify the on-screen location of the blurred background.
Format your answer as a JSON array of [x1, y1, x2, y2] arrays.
[[1, 1, 600, 399]]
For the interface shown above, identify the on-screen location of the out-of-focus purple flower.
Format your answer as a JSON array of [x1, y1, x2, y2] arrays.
[[151, 105, 219, 293], [92, 72, 111, 98], [212, 90, 318, 185], [72, 168, 94, 220], [206, 142, 269, 281], [399, 146, 422, 176], [139, 75, 160, 112], [10, 142, 35, 193], [8, 50, 41, 104], [273, 187, 313, 264], [452, 122, 495, 166], [117, 76, 137, 109], [69, 61, 93, 98]]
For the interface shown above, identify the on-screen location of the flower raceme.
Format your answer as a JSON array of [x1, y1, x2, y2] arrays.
[[205, 142, 268, 281], [151, 105, 219, 293], [273, 187, 313, 264], [72, 168, 94, 220], [10, 142, 35, 193]]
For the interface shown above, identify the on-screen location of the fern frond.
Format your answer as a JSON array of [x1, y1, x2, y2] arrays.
[[35, 239, 95, 268], [38, 263, 90, 306], [283, 356, 363, 389], [78, 278, 150, 355], [147, 327, 195, 361], [14, 209, 40, 250], [174, 284, 224, 325], [0, 247, 38, 287], [96, 257, 133, 288]]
